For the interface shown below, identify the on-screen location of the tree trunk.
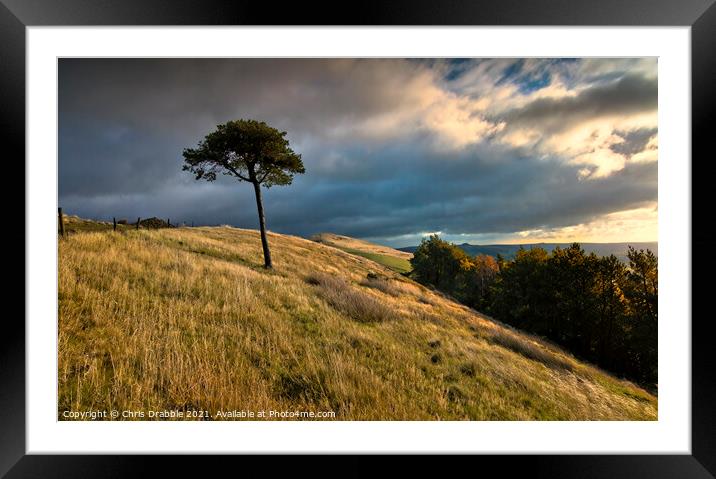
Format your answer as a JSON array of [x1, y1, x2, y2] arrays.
[[252, 180, 272, 268]]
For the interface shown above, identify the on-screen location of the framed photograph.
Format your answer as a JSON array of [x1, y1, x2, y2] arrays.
[[7, 0, 714, 475]]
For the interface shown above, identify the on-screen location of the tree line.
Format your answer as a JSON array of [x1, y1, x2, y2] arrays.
[[410, 235, 658, 389]]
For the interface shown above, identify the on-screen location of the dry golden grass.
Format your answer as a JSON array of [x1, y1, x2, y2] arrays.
[[58, 225, 657, 420], [311, 233, 413, 259]]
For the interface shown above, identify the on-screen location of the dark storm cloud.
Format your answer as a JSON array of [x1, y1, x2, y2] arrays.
[[58, 58, 658, 243], [497, 74, 657, 135], [610, 128, 658, 157], [260, 143, 657, 239]]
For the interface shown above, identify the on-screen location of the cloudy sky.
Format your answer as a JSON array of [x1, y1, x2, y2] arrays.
[[59, 58, 657, 247]]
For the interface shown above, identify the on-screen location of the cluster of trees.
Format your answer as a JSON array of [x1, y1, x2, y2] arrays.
[[410, 235, 499, 310], [410, 235, 658, 388]]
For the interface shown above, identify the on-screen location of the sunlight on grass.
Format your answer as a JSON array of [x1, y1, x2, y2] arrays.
[[58, 226, 657, 420]]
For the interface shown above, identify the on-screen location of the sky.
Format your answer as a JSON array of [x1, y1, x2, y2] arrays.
[[58, 58, 658, 248]]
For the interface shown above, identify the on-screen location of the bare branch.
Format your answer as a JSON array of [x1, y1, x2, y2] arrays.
[[223, 161, 251, 182], [257, 169, 271, 184]]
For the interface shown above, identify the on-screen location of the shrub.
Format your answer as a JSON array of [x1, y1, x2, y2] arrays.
[[138, 217, 172, 229], [459, 362, 476, 376], [274, 370, 328, 403], [304, 275, 323, 286], [446, 384, 465, 402]]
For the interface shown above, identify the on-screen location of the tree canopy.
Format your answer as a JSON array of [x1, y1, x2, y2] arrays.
[[409, 237, 658, 389], [182, 119, 305, 187]]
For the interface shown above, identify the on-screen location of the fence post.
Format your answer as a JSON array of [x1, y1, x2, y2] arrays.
[[167, 218, 170, 227], [58, 207, 65, 237], [113, 217, 117, 231], [137, 217, 141, 230], [191, 221, 194, 227]]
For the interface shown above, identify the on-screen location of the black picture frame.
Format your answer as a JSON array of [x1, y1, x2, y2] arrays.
[[4, 0, 714, 476]]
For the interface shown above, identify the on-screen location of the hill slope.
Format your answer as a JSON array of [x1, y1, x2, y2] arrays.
[[311, 232, 412, 273], [59, 226, 656, 420]]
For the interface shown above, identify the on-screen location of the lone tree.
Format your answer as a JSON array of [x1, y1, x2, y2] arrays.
[[182, 119, 305, 268]]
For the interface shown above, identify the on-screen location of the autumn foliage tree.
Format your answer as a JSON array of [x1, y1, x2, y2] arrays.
[[182, 120, 305, 268]]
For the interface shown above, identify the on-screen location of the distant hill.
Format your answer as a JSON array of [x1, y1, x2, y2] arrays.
[[398, 242, 658, 263]]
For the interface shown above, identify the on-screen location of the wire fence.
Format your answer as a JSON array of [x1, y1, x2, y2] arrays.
[[58, 207, 196, 236]]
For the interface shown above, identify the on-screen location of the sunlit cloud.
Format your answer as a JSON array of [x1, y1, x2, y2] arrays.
[[508, 204, 658, 244]]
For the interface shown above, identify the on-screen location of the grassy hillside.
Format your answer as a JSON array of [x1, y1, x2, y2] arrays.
[[61, 214, 136, 233], [59, 225, 657, 420], [311, 233, 413, 274]]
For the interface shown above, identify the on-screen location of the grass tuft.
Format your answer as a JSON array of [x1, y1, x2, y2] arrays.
[[305, 272, 399, 323], [359, 275, 402, 296], [485, 329, 574, 371]]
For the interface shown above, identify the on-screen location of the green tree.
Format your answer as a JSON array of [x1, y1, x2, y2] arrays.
[[182, 120, 305, 268], [625, 246, 658, 322], [624, 246, 658, 384], [484, 243, 658, 388], [592, 254, 629, 369], [548, 244, 599, 350], [489, 247, 551, 330], [410, 235, 467, 293]]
